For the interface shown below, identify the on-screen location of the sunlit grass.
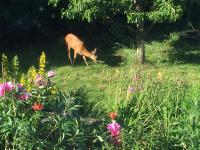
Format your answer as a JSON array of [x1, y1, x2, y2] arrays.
[[2, 32, 200, 111]]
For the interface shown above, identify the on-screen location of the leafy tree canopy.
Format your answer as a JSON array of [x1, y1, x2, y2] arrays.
[[48, 0, 185, 24]]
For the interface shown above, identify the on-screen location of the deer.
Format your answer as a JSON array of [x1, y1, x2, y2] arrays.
[[64, 33, 97, 67]]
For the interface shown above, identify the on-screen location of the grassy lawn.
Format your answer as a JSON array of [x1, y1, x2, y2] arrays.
[[46, 32, 200, 110], [1, 31, 200, 149], [1, 32, 200, 110]]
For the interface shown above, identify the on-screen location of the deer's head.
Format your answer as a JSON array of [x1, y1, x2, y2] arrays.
[[91, 48, 97, 62]]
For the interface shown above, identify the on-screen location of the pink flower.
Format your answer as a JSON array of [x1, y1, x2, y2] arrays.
[[6, 82, 15, 91], [18, 93, 30, 100], [107, 120, 121, 137], [0, 82, 14, 96], [128, 86, 135, 93], [35, 74, 45, 86], [0, 84, 6, 96], [47, 71, 56, 78]]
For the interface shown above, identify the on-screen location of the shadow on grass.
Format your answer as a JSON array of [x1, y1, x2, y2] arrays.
[[169, 30, 200, 64], [0, 21, 137, 69]]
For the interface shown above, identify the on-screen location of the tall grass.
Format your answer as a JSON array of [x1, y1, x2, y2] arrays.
[[112, 72, 200, 149]]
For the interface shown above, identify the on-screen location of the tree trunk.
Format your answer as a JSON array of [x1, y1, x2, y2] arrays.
[[136, 22, 145, 64], [135, 0, 145, 64]]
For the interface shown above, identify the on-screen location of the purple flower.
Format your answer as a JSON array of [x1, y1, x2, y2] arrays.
[[107, 120, 121, 137], [128, 86, 135, 93], [18, 93, 30, 100], [16, 84, 30, 100], [17, 84, 25, 92], [47, 71, 56, 78]]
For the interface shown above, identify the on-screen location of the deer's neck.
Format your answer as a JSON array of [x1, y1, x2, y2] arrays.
[[82, 49, 93, 58]]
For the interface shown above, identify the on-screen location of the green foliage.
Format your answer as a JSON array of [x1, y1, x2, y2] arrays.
[[48, 0, 186, 64], [1, 54, 21, 82], [117, 72, 200, 149], [146, 0, 184, 23], [48, 0, 185, 24], [11, 55, 20, 82], [26, 66, 37, 91], [1, 53, 10, 81], [0, 73, 106, 149]]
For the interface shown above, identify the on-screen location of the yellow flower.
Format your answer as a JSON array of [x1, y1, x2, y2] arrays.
[[51, 89, 57, 95], [20, 74, 27, 86], [27, 66, 37, 83], [157, 71, 163, 80], [38, 51, 46, 75]]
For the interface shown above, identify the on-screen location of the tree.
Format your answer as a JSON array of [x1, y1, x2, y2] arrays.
[[48, 0, 185, 64], [185, 0, 200, 28]]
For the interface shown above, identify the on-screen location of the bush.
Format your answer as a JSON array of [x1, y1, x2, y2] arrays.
[[0, 53, 107, 149]]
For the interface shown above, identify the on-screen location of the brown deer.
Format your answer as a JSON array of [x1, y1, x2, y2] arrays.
[[64, 33, 97, 66]]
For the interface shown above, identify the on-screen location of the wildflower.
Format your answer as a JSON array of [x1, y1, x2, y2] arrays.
[[109, 112, 118, 120], [6, 82, 15, 92], [133, 74, 140, 81], [18, 93, 29, 100], [17, 84, 25, 92], [35, 74, 45, 87], [107, 120, 121, 137], [11, 55, 20, 80], [47, 71, 56, 78], [0, 84, 6, 96], [128, 86, 135, 93], [0, 82, 14, 96], [51, 89, 57, 95], [20, 73, 27, 86], [38, 51, 46, 75], [157, 71, 163, 80], [32, 103, 44, 111], [2, 53, 10, 80], [15, 84, 30, 100], [27, 66, 37, 83]]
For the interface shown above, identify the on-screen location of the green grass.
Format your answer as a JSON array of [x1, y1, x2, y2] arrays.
[[1, 31, 200, 149], [1, 32, 200, 111]]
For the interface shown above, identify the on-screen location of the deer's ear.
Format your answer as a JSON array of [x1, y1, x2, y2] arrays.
[[92, 48, 97, 54]]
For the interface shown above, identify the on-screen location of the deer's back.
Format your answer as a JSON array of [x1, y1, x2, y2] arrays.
[[65, 33, 85, 50]]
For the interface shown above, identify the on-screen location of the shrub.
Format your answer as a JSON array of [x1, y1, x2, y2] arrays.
[[0, 53, 107, 149]]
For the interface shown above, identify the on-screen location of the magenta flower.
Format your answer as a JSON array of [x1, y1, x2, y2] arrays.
[[18, 93, 29, 100], [0, 82, 14, 96], [6, 82, 15, 91], [107, 120, 121, 137], [0, 84, 6, 96], [47, 71, 56, 78]]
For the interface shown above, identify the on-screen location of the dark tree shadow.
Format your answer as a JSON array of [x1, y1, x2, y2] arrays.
[[169, 30, 200, 64]]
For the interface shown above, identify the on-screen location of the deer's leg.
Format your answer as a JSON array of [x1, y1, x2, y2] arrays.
[[82, 56, 89, 67], [67, 46, 73, 64], [73, 52, 78, 65]]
